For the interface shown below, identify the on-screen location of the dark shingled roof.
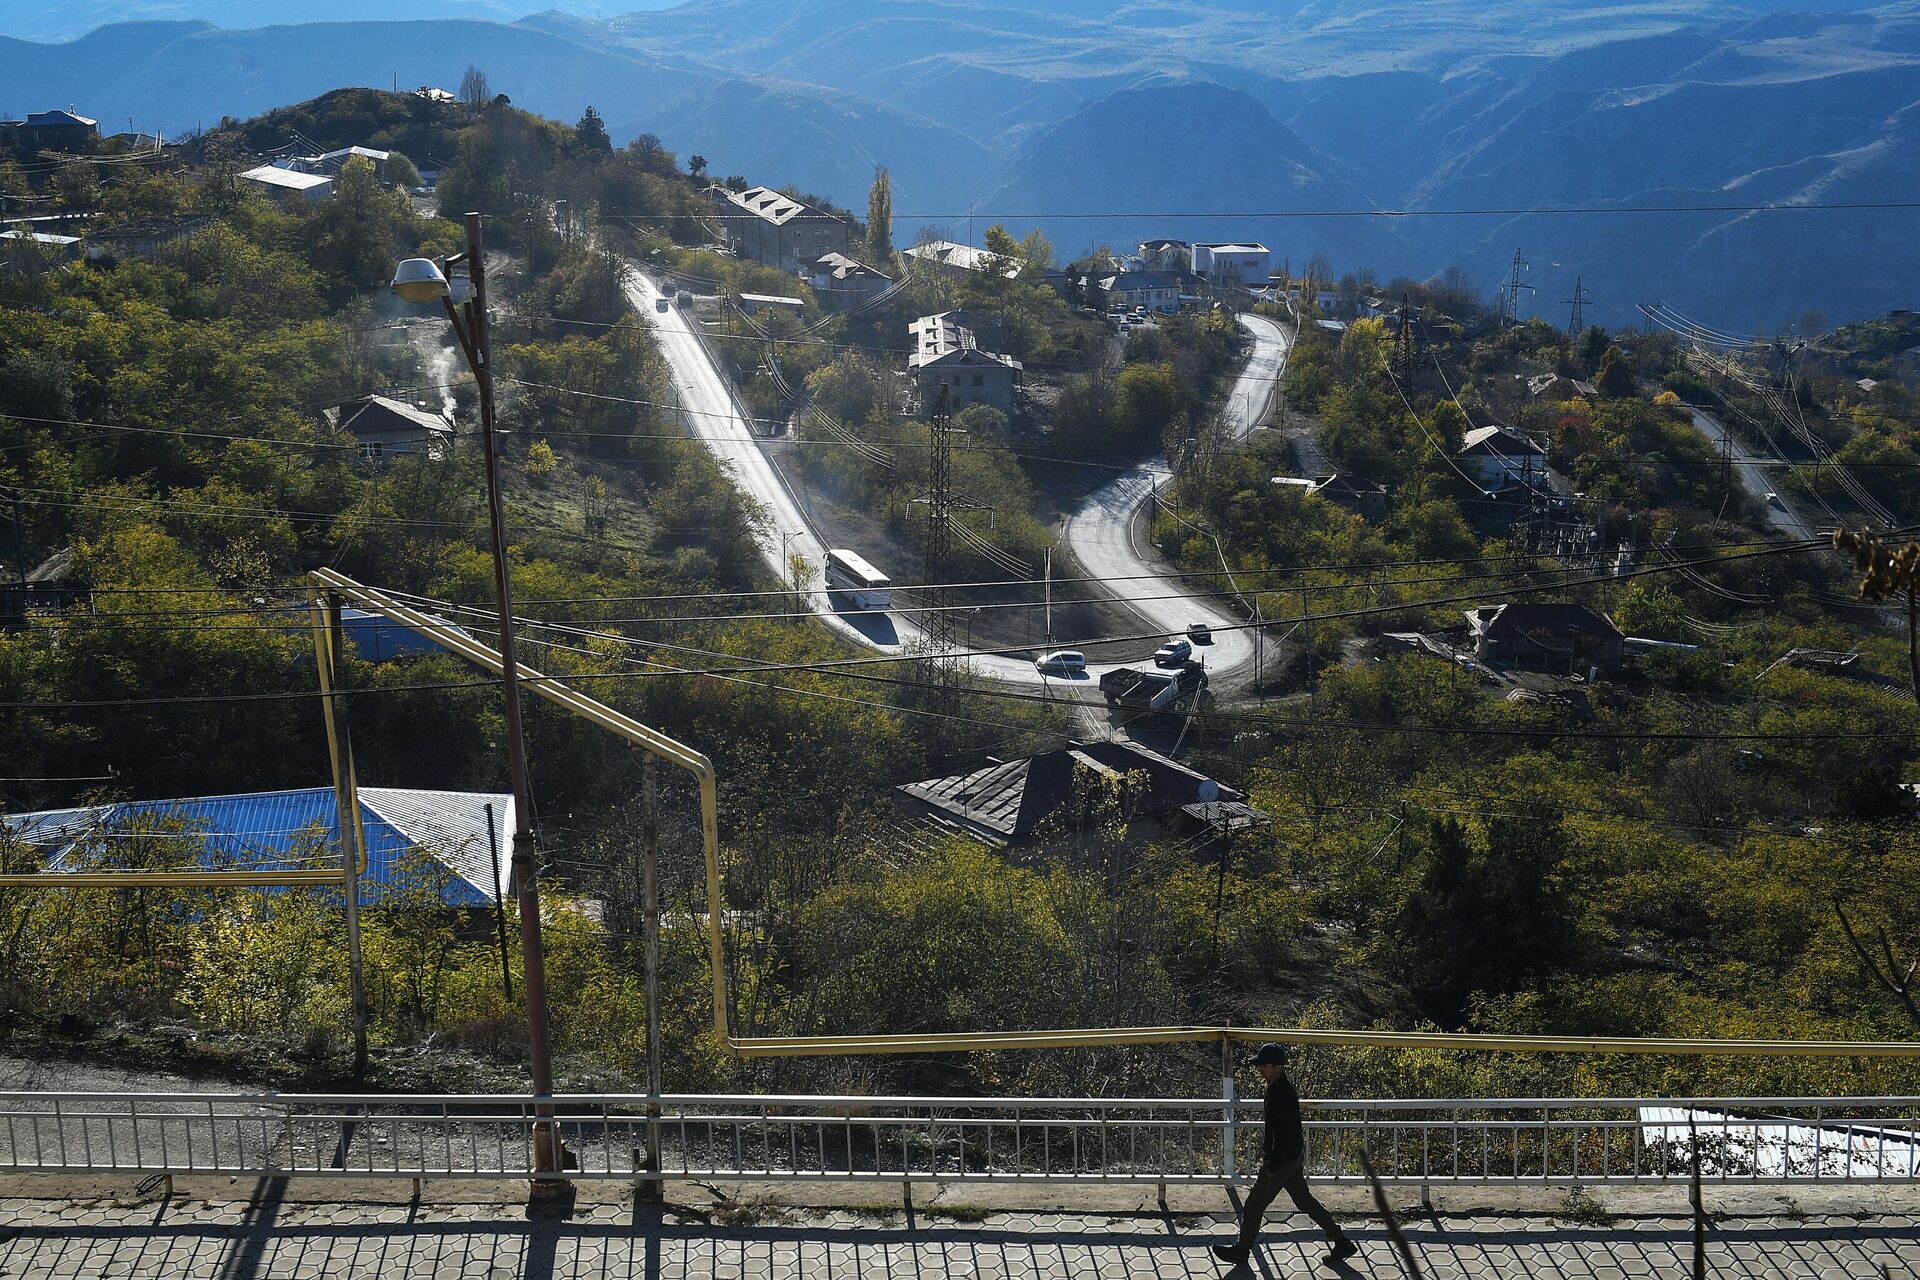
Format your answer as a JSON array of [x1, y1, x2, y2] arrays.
[[896, 740, 1246, 842]]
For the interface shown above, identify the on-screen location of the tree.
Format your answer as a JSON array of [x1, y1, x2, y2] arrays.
[[1396, 817, 1576, 1025], [1594, 345, 1636, 398], [1580, 325, 1610, 373], [688, 154, 708, 182], [574, 106, 612, 155], [385, 151, 422, 190], [865, 166, 893, 267], [1019, 227, 1054, 273], [459, 65, 491, 112]]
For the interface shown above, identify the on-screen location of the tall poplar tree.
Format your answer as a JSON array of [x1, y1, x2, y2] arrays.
[[865, 165, 893, 267]]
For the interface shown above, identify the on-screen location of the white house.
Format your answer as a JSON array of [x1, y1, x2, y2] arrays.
[[240, 165, 333, 202], [1458, 425, 1548, 489], [1192, 242, 1270, 287], [901, 239, 1023, 281]]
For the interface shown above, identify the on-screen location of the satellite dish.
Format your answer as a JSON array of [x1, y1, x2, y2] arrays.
[[1198, 779, 1220, 803]]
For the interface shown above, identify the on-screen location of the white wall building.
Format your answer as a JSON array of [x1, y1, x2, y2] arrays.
[[1192, 242, 1270, 286]]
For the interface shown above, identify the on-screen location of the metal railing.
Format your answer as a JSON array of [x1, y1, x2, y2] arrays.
[[2, 1092, 1917, 1185]]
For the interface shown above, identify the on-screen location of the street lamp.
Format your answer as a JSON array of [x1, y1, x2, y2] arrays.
[[392, 215, 566, 1185]]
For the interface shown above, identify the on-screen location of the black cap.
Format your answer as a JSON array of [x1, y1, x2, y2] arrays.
[[1251, 1042, 1287, 1067]]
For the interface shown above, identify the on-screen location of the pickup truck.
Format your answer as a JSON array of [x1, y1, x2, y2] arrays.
[[1099, 662, 1206, 711]]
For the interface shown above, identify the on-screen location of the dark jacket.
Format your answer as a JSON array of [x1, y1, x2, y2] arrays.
[[1262, 1073, 1304, 1164]]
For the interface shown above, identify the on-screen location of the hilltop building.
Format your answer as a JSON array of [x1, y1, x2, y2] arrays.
[[1138, 239, 1191, 270], [1192, 242, 1270, 286], [803, 251, 891, 309], [908, 312, 1021, 417], [1093, 270, 1181, 314], [16, 109, 97, 154], [289, 146, 392, 179], [710, 184, 850, 272], [2, 788, 518, 907], [901, 239, 1022, 281]]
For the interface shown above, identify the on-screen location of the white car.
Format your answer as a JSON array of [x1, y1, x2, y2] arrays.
[[1153, 637, 1193, 667], [1186, 622, 1213, 644], [1765, 491, 1785, 509], [1035, 650, 1087, 675]]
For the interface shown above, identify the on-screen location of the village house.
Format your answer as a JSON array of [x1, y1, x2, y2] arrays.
[[0, 228, 83, 272], [289, 146, 391, 179], [1465, 602, 1624, 673], [901, 239, 1022, 281], [908, 312, 1022, 417], [323, 394, 453, 459], [0, 547, 80, 628], [1137, 239, 1191, 270], [2, 788, 519, 907], [710, 185, 850, 273], [16, 109, 97, 154], [1526, 373, 1599, 400], [241, 165, 334, 202], [1309, 472, 1389, 520], [1094, 270, 1181, 314], [83, 213, 216, 263], [1192, 242, 1270, 286], [803, 251, 891, 309], [895, 739, 1262, 846], [1459, 424, 1548, 489]]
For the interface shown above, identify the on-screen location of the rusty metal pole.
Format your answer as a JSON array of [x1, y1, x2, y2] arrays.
[[312, 593, 369, 1079], [461, 211, 564, 1183], [639, 752, 664, 1201]]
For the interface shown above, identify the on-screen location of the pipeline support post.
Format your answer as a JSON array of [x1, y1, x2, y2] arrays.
[[639, 751, 664, 1202], [311, 591, 369, 1079]]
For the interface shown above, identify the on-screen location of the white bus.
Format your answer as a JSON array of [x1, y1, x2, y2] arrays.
[[824, 548, 892, 611]]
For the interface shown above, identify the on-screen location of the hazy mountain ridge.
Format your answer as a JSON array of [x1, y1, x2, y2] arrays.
[[5, 2, 1918, 326]]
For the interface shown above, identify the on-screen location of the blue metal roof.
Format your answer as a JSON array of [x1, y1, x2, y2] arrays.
[[2, 787, 513, 907]]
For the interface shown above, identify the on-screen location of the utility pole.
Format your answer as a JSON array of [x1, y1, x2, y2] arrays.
[[4, 484, 23, 589], [1500, 249, 1534, 327], [922, 385, 956, 670], [457, 212, 566, 1184], [1043, 545, 1052, 647], [1561, 276, 1592, 336], [911, 386, 988, 684], [1391, 291, 1417, 383]]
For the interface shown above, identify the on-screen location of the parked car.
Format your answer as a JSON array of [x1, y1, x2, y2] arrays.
[[1035, 649, 1087, 675], [1153, 637, 1193, 667], [1186, 622, 1212, 644], [655, 297, 671, 312], [662, 283, 677, 298]]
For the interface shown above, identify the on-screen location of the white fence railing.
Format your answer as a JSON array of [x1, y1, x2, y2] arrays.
[[1, 1093, 1916, 1184]]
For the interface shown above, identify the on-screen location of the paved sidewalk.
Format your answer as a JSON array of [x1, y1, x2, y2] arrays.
[[2, 1181, 1918, 1279]]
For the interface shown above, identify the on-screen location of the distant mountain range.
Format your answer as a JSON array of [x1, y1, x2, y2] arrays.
[[4, 0, 1917, 328]]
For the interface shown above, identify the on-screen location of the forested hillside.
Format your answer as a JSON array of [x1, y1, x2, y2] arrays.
[[6, 91, 1920, 1108]]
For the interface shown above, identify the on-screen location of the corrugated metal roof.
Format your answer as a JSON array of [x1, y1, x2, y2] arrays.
[[2, 788, 513, 906]]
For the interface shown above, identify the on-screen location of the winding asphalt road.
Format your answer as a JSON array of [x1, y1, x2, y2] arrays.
[[625, 272, 1287, 696]]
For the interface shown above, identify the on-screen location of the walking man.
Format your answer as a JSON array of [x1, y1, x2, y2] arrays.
[[1214, 1042, 1357, 1268]]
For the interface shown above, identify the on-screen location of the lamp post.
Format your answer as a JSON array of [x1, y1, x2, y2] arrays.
[[392, 215, 566, 1184]]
